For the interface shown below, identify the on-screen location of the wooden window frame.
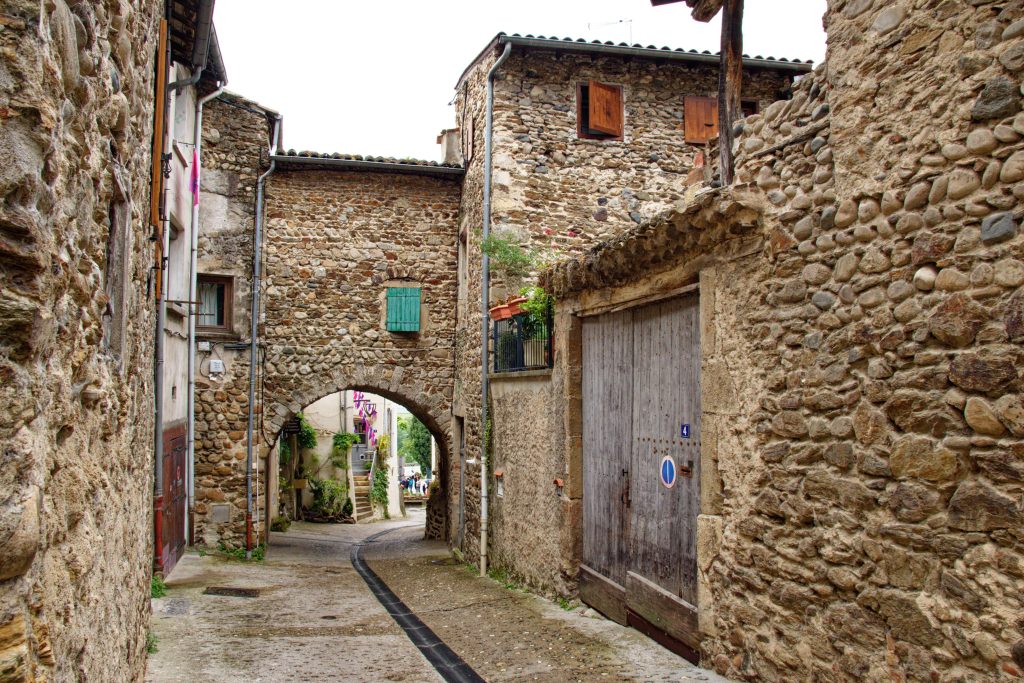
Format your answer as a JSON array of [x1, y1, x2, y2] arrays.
[[577, 82, 625, 141], [196, 274, 235, 337]]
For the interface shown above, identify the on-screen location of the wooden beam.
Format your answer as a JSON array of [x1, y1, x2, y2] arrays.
[[650, 0, 723, 22], [687, 0, 725, 21], [717, 0, 743, 186]]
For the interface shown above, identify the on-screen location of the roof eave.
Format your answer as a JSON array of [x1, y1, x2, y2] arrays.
[[271, 155, 465, 177]]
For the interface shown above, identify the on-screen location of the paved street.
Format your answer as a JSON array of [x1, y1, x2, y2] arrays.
[[147, 510, 726, 682]]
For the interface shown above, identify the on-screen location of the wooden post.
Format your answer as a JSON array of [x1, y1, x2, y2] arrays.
[[290, 432, 302, 521], [717, 0, 743, 186]]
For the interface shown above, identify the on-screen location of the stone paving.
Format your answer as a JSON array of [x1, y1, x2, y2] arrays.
[[147, 510, 726, 682]]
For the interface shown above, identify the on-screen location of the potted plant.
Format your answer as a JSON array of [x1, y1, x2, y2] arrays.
[[488, 302, 511, 320], [505, 295, 529, 317]]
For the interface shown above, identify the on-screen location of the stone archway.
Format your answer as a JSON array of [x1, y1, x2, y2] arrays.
[[264, 365, 453, 542]]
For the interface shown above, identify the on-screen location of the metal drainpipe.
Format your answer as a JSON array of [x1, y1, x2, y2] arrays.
[[245, 115, 282, 559], [479, 42, 512, 578], [186, 81, 226, 545]]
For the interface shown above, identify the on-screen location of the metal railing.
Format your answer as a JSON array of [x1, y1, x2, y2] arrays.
[[492, 312, 553, 373]]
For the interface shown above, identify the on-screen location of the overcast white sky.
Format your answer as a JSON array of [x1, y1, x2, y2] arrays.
[[213, 1, 827, 161]]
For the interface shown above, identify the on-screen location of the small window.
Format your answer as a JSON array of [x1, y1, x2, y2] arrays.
[[197, 274, 233, 335], [741, 99, 759, 117], [684, 96, 719, 144], [577, 81, 624, 140], [386, 287, 421, 332]]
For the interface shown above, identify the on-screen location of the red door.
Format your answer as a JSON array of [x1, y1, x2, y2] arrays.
[[161, 423, 187, 575]]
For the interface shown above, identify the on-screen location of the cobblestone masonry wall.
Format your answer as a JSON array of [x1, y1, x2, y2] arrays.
[[452, 46, 796, 574], [259, 168, 461, 532], [542, 0, 1024, 679], [0, 1, 160, 680], [192, 94, 272, 548]]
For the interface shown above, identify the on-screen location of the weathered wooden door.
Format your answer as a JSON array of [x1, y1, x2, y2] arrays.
[[162, 424, 187, 575], [580, 293, 701, 660]]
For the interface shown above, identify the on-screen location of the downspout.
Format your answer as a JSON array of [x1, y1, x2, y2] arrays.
[[246, 114, 282, 559], [186, 80, 227, 545], [479, 41, 512, 578]]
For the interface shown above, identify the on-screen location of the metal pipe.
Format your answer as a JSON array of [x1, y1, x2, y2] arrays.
[[245, 114, 282, 559], [479, 42, 512, 578], [186, 81, 227, 546]]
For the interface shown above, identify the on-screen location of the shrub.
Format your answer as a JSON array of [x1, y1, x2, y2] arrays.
[[150, 575, 167, 599], [270, 515, 291, 532], [309, 477, 344, 517]]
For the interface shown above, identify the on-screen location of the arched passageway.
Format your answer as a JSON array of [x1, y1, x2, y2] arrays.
[[265, 381, 450, 541]]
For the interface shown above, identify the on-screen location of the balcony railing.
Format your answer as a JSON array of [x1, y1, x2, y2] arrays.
[[492, 312, 553, 373]]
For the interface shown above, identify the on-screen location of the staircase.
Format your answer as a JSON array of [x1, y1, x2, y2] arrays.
[[352, 473, 373, 522]]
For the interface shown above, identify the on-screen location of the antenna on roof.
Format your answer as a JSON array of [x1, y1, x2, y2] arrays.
[[586, 18, 633, 44]]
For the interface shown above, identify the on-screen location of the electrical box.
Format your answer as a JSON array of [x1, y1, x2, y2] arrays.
[[198, 341, 211, 352], [209, 359, 225, 374]]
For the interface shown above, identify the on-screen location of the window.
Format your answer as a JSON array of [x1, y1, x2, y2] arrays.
[[684, 96, 718, 144], [197, 274, 233, 335], [386, 287, 421, 332], [685, 97, 761, 144], [577, 81, 624, 140]]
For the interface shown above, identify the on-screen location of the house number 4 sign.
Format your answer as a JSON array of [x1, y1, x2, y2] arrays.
[[680, 423, 691, 438]]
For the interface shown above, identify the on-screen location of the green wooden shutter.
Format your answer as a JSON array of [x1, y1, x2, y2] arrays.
[[386, 287, 421, 332]]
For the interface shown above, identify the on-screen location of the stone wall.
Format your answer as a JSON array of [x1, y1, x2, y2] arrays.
[[536, 0, 1024, 679], [193, 93, 274, 548], [261, 166, 460, 440], [0, 1, 161, 680], [488, 372, 574, 595], [193, 160, 463, 546], [451, 43, 799, 575]]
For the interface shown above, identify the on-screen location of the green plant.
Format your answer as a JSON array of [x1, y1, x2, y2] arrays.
[[488, 565, 521, 591], [145, 631, 159, 654], [519, 285, 553, 337], [150, 575, 167, 599], [218, 541, 266, 562], [331, 431, 359, 469], [297, 412, 317, 449], [270, 515, 291, 532], [342, 496, 353, 517], [398, 415, 433, 476], [278, 413, 318, 465], [556, 596, 577, 611], [481, 230, 534, 287], [308, 477, 345, 517], [371, 458, 389, 515]]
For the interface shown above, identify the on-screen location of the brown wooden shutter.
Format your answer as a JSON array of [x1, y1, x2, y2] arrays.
[[589, 81, 624, 137], [684, 96, 718, 144]]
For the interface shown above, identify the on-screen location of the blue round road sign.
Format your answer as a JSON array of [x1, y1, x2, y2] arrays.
[[660, 455, 677, 489]]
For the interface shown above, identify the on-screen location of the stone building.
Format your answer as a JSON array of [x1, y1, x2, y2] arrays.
[[0, 0, 163, 680], [191, 92, 277, 549], [187, 32, 807, 561], [512, 1, 1024, 680], [192, 142, 464, 547], [449, 32, 811, 578], [154, 1, 228, 576]]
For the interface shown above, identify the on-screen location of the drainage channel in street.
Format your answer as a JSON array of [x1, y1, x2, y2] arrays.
[[352, 527, 486, 683]]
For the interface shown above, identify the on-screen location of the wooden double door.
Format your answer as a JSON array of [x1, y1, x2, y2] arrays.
[[579, 293, 702, 660]]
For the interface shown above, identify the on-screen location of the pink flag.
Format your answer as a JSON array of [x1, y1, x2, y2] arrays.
[[190, 148, 200, 206]]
